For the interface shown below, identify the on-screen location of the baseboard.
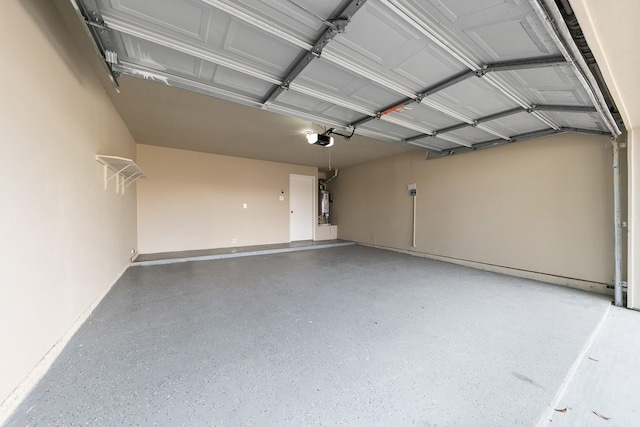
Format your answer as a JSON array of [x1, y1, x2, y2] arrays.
[[0, 262, 130, 425], [361, 243, 613, 295]]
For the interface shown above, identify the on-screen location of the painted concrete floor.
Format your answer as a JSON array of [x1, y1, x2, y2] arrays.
[[538, 305, 640, 426], [133, 240, 354, 266], [6, 245, 631, 426]]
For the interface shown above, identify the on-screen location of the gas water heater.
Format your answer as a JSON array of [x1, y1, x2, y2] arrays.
[[319, 169, 338, 225], [320, 191, 330, 224]]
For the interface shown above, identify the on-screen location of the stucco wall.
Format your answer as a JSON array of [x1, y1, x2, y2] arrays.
[[0, 0, 138, 407], [136, 145, 317, 253]]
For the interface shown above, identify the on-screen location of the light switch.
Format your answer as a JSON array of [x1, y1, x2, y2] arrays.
[[243, 203, 247, 209], [279, 196, 284, 201]]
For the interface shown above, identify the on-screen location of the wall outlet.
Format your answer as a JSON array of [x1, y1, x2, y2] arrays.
[[231, 238, 237, 244], [243, 203, 247, 209], [279, 195, 284, 201]]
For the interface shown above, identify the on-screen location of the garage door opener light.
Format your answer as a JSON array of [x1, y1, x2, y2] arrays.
[[306, 132, 334, 147]]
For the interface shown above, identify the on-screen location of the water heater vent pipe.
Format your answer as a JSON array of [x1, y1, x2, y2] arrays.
[[323, 169, 339, 184]]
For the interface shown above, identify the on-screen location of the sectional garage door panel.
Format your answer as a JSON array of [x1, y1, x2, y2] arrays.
[[326, 1, 469, 94], [429, 78, 519, 118], [274, 91, 365, 125], [397, 0, 559, 63], [543, 111, 610, 133], [74, 0, 621, 157], [443, 126, 501, 145], [115, 35, 275, 99], [395, 104, 462, 132], [295, 60, 406, 114], [485, 112, 553, 136], [496, 65, 596, 107], [407, 137, 462, 151], [360, 118, 426, 141]]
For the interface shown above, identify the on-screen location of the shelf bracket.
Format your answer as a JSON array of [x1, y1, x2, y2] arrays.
[[96, 155, 145, 195]]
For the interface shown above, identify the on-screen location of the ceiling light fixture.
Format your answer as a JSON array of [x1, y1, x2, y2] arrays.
[[306, 132, 334, 147]]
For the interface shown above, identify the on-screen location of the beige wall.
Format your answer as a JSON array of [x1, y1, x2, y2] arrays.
[[137, 145, 317, 253], [569, 0, 640, 309], [330, 133, 615, 287], [0, 0, 138, 407]]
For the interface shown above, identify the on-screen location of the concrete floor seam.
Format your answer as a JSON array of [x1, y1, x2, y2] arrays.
[[535, 303, 611, 426]]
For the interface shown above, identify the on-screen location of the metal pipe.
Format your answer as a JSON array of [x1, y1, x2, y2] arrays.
[[613, 140, 623, 306], [412, 195, 416, 248], [323, 169, 339, 184]]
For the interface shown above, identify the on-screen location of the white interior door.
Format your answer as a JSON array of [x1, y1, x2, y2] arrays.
[[290, 174, 314, 241]]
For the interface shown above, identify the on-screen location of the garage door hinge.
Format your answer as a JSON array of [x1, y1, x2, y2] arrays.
[[84, 18, 108, 31]]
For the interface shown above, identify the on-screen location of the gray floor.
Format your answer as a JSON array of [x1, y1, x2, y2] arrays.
[[6, 245, 619, 426], [133, 240, 354, 266], [538, 305, 640, 426]]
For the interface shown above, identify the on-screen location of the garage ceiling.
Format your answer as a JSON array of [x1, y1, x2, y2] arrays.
[[70, 0, 622, 165]]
